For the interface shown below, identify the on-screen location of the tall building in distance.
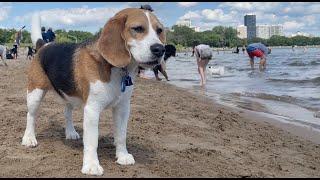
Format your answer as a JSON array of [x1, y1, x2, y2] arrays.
[[244, 14, 256, 39], [237, 25, 247, 39]]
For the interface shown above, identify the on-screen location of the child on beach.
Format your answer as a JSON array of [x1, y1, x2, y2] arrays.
[[192, 44, 213, 86], [246, 43, 271, 71]]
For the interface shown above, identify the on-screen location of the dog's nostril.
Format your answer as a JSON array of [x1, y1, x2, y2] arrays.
[[150, 43, 165, 58]]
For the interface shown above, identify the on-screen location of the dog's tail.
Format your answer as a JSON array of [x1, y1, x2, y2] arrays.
[[31, 12, 45, 51]]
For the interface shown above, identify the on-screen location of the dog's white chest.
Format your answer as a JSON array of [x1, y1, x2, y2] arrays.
[[87, 69, 133, 109]]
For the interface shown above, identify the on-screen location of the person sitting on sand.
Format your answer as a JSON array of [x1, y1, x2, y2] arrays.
[[192, 44, 213, 86], [246, 42, 271, 71]]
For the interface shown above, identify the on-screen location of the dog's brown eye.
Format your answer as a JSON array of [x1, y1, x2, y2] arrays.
[[156, 28, 163, 35], [132, 26, 144, 33]]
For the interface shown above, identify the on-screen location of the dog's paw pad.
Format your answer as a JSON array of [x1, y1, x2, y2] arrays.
[[22, 135, 38, 147], [116, 153, 135, 165], [81, 163, 104, 176], [66, 130, 80, 140]]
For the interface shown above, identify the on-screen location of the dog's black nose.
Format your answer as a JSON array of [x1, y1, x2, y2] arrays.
[[150, 43, 165, 58]]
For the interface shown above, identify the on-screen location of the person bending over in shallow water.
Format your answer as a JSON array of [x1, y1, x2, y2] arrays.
[[246, 42, 271, 71], [192, 44, 213, 86]]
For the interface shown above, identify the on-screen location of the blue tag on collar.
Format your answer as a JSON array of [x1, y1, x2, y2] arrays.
[[121, 74, 133, 92]]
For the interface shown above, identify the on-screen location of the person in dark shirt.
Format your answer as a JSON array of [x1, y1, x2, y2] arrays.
[[41, 26, 49, 43], [47, 27, 56, 42]]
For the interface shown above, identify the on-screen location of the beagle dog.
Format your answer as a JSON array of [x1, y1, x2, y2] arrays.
[[22, 8, 166, 176]]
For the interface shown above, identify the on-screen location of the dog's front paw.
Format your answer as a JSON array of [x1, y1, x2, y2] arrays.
[[116, 153, 135, 165], [22, 134, 38, 147], [66, 129, 80, 140], [81, 162, 104, 176]]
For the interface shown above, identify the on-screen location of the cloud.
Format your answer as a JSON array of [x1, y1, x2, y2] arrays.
[[201, 9, 238, 24], [303, 15, 316, 26], [281, 2, 320, 15], [177, 8, 241, 32], [283, 20, 304, 30], [220, 2, 282, 13], [0, 4, 11, 21], [178, 2, 198, 7], [179, 11, 202, 20], [14, 5, 128, 31]]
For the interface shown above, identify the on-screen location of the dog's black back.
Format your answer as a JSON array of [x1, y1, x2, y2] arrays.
[[38, 43, 77, 98]]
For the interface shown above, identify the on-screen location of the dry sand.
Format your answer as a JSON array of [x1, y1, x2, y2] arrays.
[[0, 49, 320, 177]]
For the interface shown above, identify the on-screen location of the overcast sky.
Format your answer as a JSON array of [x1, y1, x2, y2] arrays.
[[0, 2, 319, 36]]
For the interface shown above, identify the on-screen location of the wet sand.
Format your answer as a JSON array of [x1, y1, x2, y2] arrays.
[[0, 51, 320, 177]]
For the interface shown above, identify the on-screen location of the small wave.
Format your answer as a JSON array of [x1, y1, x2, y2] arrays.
[[231, 92, 298, 104], [230, 92, 320, 112], [279, 72, 290, 76], [288, 61, 307, 66], [310, 60, 320, 65], [267, 77, 320, 85], [235, 67, 253, 72], [288, 60, 320, 66], [178, 78, 197, 82]]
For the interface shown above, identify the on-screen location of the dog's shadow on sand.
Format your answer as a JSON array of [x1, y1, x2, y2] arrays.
[[37, 117, 156, 165]]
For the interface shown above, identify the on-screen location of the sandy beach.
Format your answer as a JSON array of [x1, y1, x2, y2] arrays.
[[0, 51, 320, 177]]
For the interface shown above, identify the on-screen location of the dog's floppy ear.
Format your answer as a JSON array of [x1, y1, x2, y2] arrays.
[[97, 14, 131, 67]]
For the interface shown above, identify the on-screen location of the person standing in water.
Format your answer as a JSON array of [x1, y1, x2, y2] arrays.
[[192, 44, 213, 86], [246, 42, 271, 71]]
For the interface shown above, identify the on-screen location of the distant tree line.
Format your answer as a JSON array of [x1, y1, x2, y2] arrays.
[[1, 26, 319, 47], [166, 25, 320, 48], [0, 28, 96, 45], [0, 28, 32, 44]]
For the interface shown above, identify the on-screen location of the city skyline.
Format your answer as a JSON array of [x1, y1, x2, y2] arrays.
[[0, 2, 319, 37]]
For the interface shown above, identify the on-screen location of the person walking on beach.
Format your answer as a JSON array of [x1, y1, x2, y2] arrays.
[[192, 44, 213, 86], [246, 42, 271, 71], [15, 30, 22, 47]]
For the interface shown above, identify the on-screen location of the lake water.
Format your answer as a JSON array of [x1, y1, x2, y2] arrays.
[[146, 47, 320, 130]]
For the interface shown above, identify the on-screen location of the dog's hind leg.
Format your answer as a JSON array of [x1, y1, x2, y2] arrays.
[[64, 103, 80, 139], [22, 88, 46, 147]]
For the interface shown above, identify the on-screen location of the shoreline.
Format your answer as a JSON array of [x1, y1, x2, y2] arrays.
[[1, 57, 320, 177], [164, 81, 320, 145], [176, 45, 320, 53]]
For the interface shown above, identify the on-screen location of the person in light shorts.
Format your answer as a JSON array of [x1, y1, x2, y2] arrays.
[[192, 44, 213, 86]]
